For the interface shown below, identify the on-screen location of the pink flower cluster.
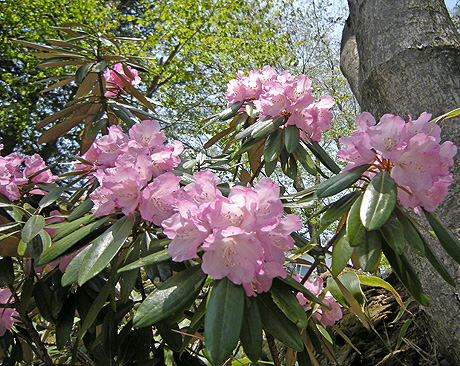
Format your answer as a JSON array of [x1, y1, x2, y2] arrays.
[[0, 289, 19, 337], [103, 63, 141, 97], [337, 112, 457, 213], [79, 120, 183, 222], [294, 274, 342, 327], [162, 170, 302, 296], [0, 145, 57, 201], [225, 66, 334, 142]]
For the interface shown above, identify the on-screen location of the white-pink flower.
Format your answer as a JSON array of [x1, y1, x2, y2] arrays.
[[103, 63, 141, 97], [0, 289, 18, 337]]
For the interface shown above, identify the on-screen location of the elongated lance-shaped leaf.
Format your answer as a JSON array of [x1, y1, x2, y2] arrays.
[[52, 214, 96, 240], [356, 230, 382, 272], [294, 143, 317, 176], [269, 279, 308, 328], [361, 171, 397, 230], [134, 265, 206, 327], [22, 215, 46, 244], [285, 124, 300, 154], [264, 128, 284, 162], [381, 239, 430, 306], [307, 140, 341, 174], [38, 187, 64, 208], [379, 213, 405, 254], [240, 298, 262, 363], [424, 210, 460, 266], [217, 101, 244, 121], [331, 228, 353, 278], [205, 278, 245, 365], [251, 115, 285, 139], [393, 208, 425, 256], [117, 247, 171, 273], [346, 194, 367, 247], [321, 191, 360, 226], [61, 245, 92, 287], [256, 293, 304, 351], [357, 275, 407, 311], [67, 199, 94, 222], [78, 215, 135, 285], [316, 164, 370, 198], [235, 117, 268, 140]]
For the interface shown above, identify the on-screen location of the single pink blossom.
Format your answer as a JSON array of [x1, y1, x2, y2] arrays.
[[128, 120, 165, 149], [0, 289, 18, 336]]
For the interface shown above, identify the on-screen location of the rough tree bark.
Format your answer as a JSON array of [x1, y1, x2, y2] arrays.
[[340, 1, 460, 364]]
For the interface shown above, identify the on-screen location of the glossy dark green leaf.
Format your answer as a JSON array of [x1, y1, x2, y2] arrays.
[[420, 233, 456, 287], [294, 143, 317, 176], [88, 110, 108, 137], [75, 62, 95, 85], [327, 272, 365, 308], [251, 115, 285, 139], [22, 215, 45, 243], [205, 278, 244, 365], [0, 257, 14, 285], [61, 245, 92, 287], [51, 214, 96, 241], [264, 158, 277, 177], [393, 208, 424, 256], [56, 295, 75, 350], [101, 312, 118, 359], [33, 282, 61, 323], [379, 214, 405, 254], [356, 230, 382, 272], [270, 279, 308, 328], [117, 247, 171, 273], [297, 349, 313, 366], [134, 265, 206, 328], [346, 194, 367, 247], [360, 172, 396, 230], [39, 217, 106, 266], [78, 215, 135, 285], [256, 293, 304, 351], [38, 187, 63, 208], [381, 240, 430, 306], [321, 191, 360, 226], [264, 129, 284, 162], [92, 60, 107, 73], [331, 228, 353, 277], [281, 151, 298, 180], [19, 278, 34, 315], [240, 298, 262, 363], [285, 125, 300, 153], [316, 164, 370, 198], [157, 320, 183, 353], [80, 279, 112, 338], [424, 210, 460, 266], [232, 138, 264, 159], [307, 140, 341, 174], [67, 199, 94, 222]]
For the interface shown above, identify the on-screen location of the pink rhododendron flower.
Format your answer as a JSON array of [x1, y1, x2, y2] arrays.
[[104, 63, 141, 97], [294, 274, 343, 327], [225, 66, 334, 142], [163, 171, 302, 296], [0, 145, 56, 201], [0, 289, 19, 336], [77, 120, 183, 218], [337, 112, 457, 213]]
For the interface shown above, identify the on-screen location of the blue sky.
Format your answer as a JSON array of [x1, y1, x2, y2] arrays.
[[445, 0, 458, 10]]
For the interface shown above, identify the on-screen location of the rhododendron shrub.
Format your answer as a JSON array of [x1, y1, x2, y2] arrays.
[[225, 66, 334, 142], [162, 170, 302, 296], [337, 112, 457, 214]]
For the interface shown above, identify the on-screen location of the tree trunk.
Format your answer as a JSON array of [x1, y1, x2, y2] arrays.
[[340, 1, 460, 364]]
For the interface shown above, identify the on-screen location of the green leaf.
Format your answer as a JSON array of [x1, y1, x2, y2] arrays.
[[381, 240, 430, 306], [61, 245, 92, 287], [307, 140, 341, 174], [134, 265, 206, 328], [316, 164, 370, 198], [264, 158, 277, 177], [240, 298, 262, 363], [379, 214, 405, 254], [419, 230, 456, 287], [356, 230, 382, 272], [393, 208, 424, 256], [284, 125, 300, 153], [56, 295, 75, 350], [321, 191, 360, 226], [0, 257, 14, 285], [256, 293, 304, 351], [331, 228, 353, 277], [39, 216, 105, 265], [52, 214, 96, 240], [360, 172, 396, 230], [357, 275, 407, 311], [205, 278, 245, 365], [264, 129, 284, 162], [75, 63, 95, 85], [269, 279, 308, 328], [117, 247, 171, 273], [346, 194, 367, 247], [80, 279, 112, 339], [424, 210, 460, 266], [251, 115, 285, 139], [218, 101, 244, 121], [396, 319, 412, 350], [327, 272, 365, 307], [280, 151, 298, 180], [78, 215, 135, 285], [38, 187, 63, 208], [294, 144, 317, 176], [67, 199, 94, 221], [87, 110, 108, 137], [280, 275, 329, 308], [22, 215, 46, 243], [180, 298, 207, 353]]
